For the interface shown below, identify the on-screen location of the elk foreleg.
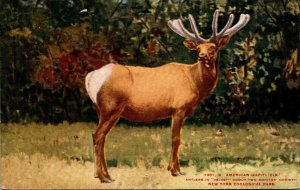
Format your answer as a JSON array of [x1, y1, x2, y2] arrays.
[[168, 111, 186, 176]]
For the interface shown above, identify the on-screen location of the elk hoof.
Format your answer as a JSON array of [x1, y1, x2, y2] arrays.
[[100, 178, 114, 183], [179, 172, 186, 176], [171, 172, 185, 176], [108, 178, 115, 182]]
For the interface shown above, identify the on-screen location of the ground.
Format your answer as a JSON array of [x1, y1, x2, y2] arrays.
[[1, 122, 300, 189]]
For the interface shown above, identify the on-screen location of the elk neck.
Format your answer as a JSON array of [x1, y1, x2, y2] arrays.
[[190, 58, 218, 98]]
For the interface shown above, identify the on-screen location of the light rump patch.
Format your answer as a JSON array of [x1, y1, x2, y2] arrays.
[[85, 64, 115, 103]]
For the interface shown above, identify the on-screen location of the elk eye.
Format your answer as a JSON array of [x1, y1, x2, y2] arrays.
[[208, 47, 216, 53]]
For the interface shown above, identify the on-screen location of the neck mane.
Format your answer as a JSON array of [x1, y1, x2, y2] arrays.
[[190, 59, 218, 99]]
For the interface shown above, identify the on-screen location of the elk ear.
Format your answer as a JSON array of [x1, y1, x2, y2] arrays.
[[217, 35, 231, 48], [183, 39, 198, 51]]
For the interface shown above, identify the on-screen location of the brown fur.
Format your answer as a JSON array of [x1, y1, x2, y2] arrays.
[[90, 38, 231, 182]]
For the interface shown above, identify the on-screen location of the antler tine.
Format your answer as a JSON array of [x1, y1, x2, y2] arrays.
[[224, 14, 250, 37], [167, 20, 185, 38], [212, 9, 219, 40], [188, 14, 206, 43], [177, 19, 196, 39], [215, 14, 235, 41], [168, 19, 197, 41]]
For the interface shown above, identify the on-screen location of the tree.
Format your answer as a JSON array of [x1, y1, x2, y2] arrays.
[[1, 0, 299, 124]]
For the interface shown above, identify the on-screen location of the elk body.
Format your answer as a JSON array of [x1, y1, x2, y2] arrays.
[[85, 10, 250, 183]]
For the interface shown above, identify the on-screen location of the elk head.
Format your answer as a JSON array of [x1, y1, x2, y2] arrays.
[[168, 10, 250, 68]]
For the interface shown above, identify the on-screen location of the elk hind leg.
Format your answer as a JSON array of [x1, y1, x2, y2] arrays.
[[94, 106, 123, 183], [99, 113, 121, 181]]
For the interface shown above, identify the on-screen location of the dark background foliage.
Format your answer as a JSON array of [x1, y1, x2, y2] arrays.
[[0, 0, 299, 124]]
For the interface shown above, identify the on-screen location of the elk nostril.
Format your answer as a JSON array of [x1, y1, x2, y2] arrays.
[[199, 54, 208, 59]]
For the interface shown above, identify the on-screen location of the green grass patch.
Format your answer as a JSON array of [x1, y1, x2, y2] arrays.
[[1, 122, 300, 170]]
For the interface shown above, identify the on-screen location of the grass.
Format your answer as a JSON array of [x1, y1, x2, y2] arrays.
[[1, 122, 300, 169], [1, 122, 300, 189]]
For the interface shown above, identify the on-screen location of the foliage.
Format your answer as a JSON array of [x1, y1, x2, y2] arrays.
[[35, 22, 125, 89], [0, 0, 299, 124]]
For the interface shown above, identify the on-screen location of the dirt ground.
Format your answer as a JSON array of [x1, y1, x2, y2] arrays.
[[1, 153, 299, 189]]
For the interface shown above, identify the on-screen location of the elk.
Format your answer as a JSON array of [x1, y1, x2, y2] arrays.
[[85, 10, 250, 183]]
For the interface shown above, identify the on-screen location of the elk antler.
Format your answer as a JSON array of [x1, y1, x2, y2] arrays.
[[167, 16, 206, 43], [210, 10, 250, 43], [168, 10, 250, 44]]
